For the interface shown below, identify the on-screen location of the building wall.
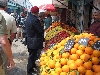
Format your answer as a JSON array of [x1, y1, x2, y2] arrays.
[[93, 0, 100, 12], [13, 0, 32, 12], [26, 0, 33, 12]]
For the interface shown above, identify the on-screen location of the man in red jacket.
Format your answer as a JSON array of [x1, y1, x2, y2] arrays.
[[87, 10, 100, 37]]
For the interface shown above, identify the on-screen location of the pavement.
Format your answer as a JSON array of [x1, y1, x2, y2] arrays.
[[6, 39, 29, 75]]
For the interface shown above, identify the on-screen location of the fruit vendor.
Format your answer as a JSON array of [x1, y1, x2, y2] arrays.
[[86, 10, 100, 37]]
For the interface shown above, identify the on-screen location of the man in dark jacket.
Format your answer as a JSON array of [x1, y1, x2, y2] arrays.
[[87, 10, 100, 37], [25, 6, 43, 75]]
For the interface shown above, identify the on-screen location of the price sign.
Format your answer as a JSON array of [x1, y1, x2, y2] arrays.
[[64, 39, 75, 51], [78, 38, 89, 46], [93, 40, 100, 50]]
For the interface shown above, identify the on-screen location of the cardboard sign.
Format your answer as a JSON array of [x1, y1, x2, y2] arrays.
[[64, 39, 75, 51], [93, 40, 100, 50], [78, 38, 89, 46]]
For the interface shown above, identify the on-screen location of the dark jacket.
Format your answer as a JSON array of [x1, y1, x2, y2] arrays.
[[25, 13, 44, 49], [87, 21, 100, 37]]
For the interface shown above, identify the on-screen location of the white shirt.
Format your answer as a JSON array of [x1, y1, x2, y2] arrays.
[[0, 10, 17, 38]]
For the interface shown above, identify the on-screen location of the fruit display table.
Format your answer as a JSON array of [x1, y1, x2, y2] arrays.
[[44, 22, 78, 50], [40, 32, 100, 75]]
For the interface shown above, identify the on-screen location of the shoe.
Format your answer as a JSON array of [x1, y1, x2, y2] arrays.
[[15, 39, 18, 42], [20, 40, 23, 42]]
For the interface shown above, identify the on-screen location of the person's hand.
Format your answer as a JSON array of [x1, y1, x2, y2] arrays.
[[7, 59, 15, 70]]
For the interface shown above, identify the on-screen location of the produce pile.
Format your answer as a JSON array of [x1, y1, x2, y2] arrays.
[[40, 33, 100, 75], [45, 22, 78, 50]]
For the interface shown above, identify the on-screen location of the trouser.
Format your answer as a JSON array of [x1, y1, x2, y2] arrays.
[[0, 47, 7, 75], [16, 27, 22, 39], [27, 48, 38, 73]]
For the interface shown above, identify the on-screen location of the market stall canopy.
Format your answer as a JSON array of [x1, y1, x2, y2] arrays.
[[39, 4, 56, 11], [52, 0, 68, 8]]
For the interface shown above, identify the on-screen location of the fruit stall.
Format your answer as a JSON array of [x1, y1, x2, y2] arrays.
[[40, 31, 100, 75], [44, 22, 78, 50]]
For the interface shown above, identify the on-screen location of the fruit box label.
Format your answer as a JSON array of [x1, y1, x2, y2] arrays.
[[78, 38, 89, 46], [64, 39, 75, 51], [93, 40, 100, 50]]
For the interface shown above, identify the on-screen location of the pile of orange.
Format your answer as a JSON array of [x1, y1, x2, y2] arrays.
[[40, 33, 100, 75]]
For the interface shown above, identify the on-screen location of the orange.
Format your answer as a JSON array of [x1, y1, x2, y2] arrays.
[[70, 54, 79, 61], [89, 35, 96, 41], [55, 62, 61, 68], [62, 65, 69, 72], [80, 54, 90, 62], [92, 57, 99, 65], [40, 57, 44, 61], [93, 65, 100, 72], [69, 63, 77, 70], [94, 38, 100, 42], [75, 38, 79, 43], [60, 72, 67, 75], [67, 60, 75, 66], [53, 50, 59, 55], [95, 72, 100, 75], [89, 41, 94, 46], [83, 61, 92, 70], [78, 66, 86, 74], [85, 70, 94, 75], [76, 50, 83, 56], [92, 65, 98, 72], [60, 58, 67, 65], [41, 53, 46, 57], [69, 71, 77, 75], [70, 48, 77, 54], [50, 70, 56, 75], [48, 60, 55, 68], [53, 73, 59, 75], [55, 67, 62, 74], [56, 54, 61, 59], [40, 61, 44, 66], [92, 50, 100, 57], [78, 45, 85, 51], [57, 43, 61, 48], [85, 47, 93, 54], [74, 43, 80, 49], [60, 39, 66, 46], [75, 59, 83, 67], [62, 52, 70, 58], [41, 71, 47, 75], [53, 45, 57, 50]]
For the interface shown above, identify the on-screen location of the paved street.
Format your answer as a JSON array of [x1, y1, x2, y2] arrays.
[[6, 39, 28, 75]]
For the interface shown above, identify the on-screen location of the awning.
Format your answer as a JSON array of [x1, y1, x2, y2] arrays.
[[8, 2, 18, 10], [8, 5, 18, 9], [52, 0, 68, 8]]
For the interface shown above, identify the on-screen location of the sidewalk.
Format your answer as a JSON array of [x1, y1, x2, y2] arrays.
[[6, 39, 28, 75]]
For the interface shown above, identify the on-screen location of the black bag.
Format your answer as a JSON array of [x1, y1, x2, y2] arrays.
[[27, 37, 43, 49]]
